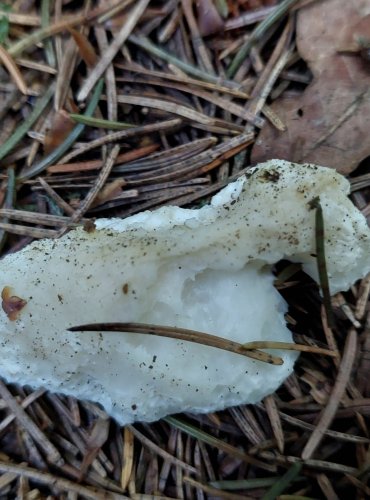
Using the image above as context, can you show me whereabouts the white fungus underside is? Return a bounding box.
[0,160,369,425]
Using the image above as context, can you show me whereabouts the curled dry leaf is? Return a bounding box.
[252,0,370,174]
[1,286,27,321]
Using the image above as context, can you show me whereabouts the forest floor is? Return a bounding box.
[0,0,370,498]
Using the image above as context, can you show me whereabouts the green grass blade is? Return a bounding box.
[261,462,303,500]
[69,114,133,130]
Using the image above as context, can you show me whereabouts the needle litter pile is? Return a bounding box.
[0,0,370,498]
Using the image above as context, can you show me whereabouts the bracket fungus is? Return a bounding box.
[0,160,369,425]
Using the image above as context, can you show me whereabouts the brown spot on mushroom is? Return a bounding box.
[1,286,27,321]
[83,219,96,233]
[122,283,129,295]
[260,169,280,183]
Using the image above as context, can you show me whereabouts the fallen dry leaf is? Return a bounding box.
[44,110,75,154]
[252,0,370,174]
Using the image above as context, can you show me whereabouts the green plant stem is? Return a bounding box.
[18,78,104,182]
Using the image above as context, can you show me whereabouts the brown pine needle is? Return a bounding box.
[0,45,28,95]
[242,341,338,357]
[68,322,284,365]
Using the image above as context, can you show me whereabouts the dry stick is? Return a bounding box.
[127,426,198,475]
[225,5,275,30]
[77,0,150,102]
[121,427,134,491]
[113,137,216,172]
[7,1,128,58]
[276,410,370,444]
[229,407,262,446]
[260,450,357,475]
[115,76,264,127]
[0,388,46,434]
[0,222,59,239]
[0,209,79,227]
[116,62,250,99]
[317,473,346,500]
[59,118,181,164]
[37,176,76,216]
[68,322,283,365]
[181,0,214,74]
[0,45,28,94]
[59,145,120,233]
[95,26,117,123]
[0,471,18,492]
[0,460,125,500]
[48,144,158,173]
[115,94,243,131]
[122,134,254,185]
[264,395,285,454]
[241,341,337,357]
[355,273,370,320]
[0,380,63,466]
[301,329,357,460]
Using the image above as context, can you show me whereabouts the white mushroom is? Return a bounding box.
[0,160,369,425]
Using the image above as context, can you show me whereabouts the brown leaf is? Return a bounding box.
[1,286,27,321]
[68,28,98,68]
[44,110,75,154]
[252,0,370,174]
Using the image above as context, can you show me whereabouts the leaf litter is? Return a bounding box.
[0,0,369,498]
[252,0,370,174]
